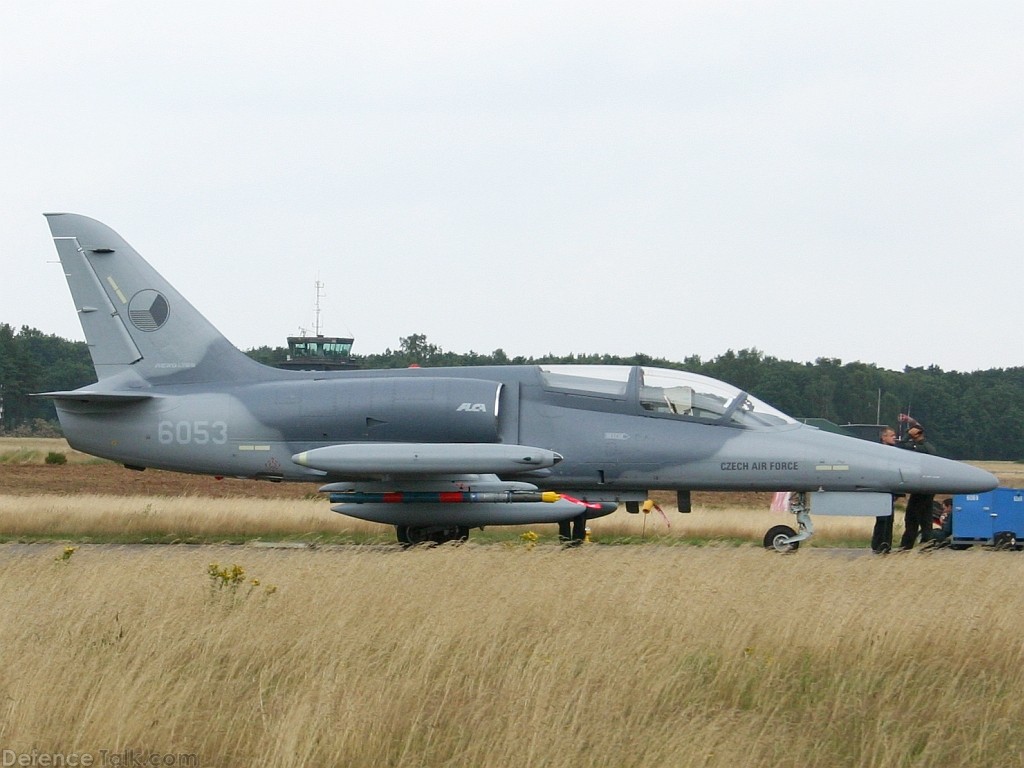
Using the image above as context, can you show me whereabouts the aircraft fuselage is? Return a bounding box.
[55,364,990,499]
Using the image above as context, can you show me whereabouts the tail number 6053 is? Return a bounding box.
[157,420,228,445]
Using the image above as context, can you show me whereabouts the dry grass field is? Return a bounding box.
[2,439,1024,766]
[3,544,1024,767]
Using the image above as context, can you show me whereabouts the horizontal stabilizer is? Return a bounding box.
[34,390,156,404]
[293,443,562,475]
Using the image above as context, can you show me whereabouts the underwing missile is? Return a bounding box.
[329,490,563,504]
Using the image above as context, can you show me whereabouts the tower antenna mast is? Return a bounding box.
[313,278,325,336]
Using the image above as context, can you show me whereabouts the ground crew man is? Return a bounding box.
[897,415,938,550]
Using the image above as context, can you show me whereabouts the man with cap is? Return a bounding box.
[897,414,938,549]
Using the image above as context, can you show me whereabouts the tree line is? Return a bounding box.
[4,325,1022,460]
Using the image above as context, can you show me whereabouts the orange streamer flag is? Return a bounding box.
[770,491,792,512]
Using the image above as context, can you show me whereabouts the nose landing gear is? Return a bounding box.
[763,492,812,553]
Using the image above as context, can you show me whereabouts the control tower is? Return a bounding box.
[278,279,358,371]
[279,334,357,371]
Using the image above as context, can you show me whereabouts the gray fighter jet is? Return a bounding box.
[39,214,997,547]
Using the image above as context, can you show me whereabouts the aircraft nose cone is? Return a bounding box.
[907,455,999,494]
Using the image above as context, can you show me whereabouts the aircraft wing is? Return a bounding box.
[296,444,613,531]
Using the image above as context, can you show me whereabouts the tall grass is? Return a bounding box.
[0,494,880,546]
[0,438,98,464]
[1,544,1023,767]
[0,494,387,543]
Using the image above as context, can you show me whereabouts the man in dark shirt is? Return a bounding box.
[897,415,938,550]
[871,426,898,553]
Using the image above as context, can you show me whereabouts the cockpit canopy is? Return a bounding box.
[538,365,795,429]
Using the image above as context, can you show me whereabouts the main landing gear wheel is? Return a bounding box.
[763,525,799,553]
[396,525,470,545]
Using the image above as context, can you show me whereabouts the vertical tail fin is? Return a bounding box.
[45,213,272,384]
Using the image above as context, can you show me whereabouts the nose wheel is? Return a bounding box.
[763,492,812,553]
[764,525,800,552]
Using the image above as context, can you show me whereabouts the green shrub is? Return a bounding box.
[44,451,67,465]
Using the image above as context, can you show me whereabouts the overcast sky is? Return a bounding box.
[2,1,1021,373]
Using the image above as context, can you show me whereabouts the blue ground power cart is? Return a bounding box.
[950,488,1024,549]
